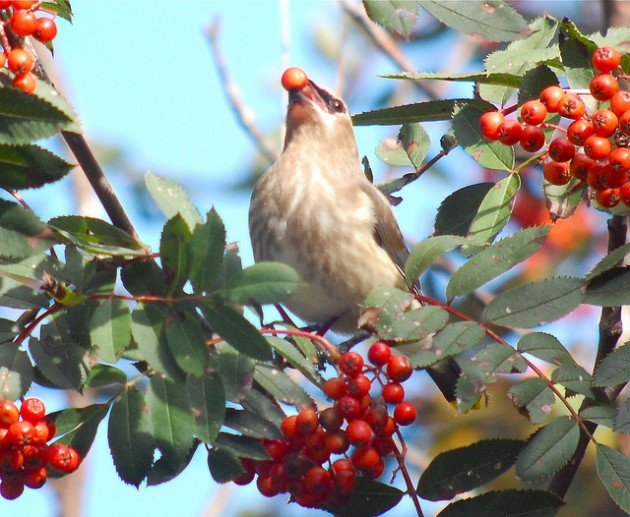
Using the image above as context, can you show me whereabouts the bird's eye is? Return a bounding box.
[330,99,345,113]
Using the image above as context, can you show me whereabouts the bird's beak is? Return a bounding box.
[288,79,328,113]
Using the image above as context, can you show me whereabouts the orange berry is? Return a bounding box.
[12,72,37,94]
[539,85,564,112]
[543,161,571,186]
[610,91,630,117]
[281,67,308,91]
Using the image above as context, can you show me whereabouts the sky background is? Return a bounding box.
[3,1,611,516]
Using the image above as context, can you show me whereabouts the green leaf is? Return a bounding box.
[29,336,90,390]
[146,375,195,468]
[418,1,527,42]
[108,387,155,487]
[241,388,285,429]
[352,98,491,126]
[0,199,52,259]
[517,332,576,366]
[254,364,313,407]
[145,172,202,231]
[507,378,555,424]
[266,336,323,385]
[224,408,282,440]
[615,399,630,433]
[418,439,526,501]
[0,276,47,309]
[516,416,579,479]
[361,287,415,334]
[160,214,191,294]
[596,444,630,513]
[447,225,550,298]
[207,446,244,484]
[0,144,73,190]
[551,364,594,398]
[452,105,515,171]
[592,344,630,387]
[83,364,127,389]
[49,216,147,257]
[164,310,208,378]
[41,0,72,22]
[587,243,630,280]
[385,71,522,87]
[381,306,449,343]
[0,86,74,145]
[122,261,166,296]
[146,442,198,487]
[467,174,520,245]
[434,183,494,237]
[90,298,132,363]
[189,209,225,294]
[215,343,255,402]
[484,276,584,328]
[202,302,271,361]
[216,262,300,305]
[405,235,466,284]
[485,46,560,75]
[185,372,225,443]
[399,123,430,169]
[544,178,585,220]
[438,489,562,517]
[559,19,596,91]
[470,343,526,381]
[364,0,418,39]
[585,268,630,307]
[49,403,109,460]
[0,346,33,400]
[517,65,559,104]
[455,366,486,412]
[327,478,404,517]
[580,404,616,429]
[213,433,269,460]
[0,317,19,342]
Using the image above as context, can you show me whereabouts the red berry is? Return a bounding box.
[592,46,621,73]
[567,119,594,146]
[570,154,596,181]
[479,111,504,140]
[304,466,333,496]
[45,419,56,440]
[10,9,37,36]
[21,445,47,470]
[520,100,547,125]
[12,72,37,94]
[382,382,405,404]
[281,67,308,91]
[591,109,618,137]
[12,0,36,8]
[325,430,349,453]
[367,341,392,366]
[347,374,371,398]
[543,161,571,186]
[351,446,380,471]
[7,420,33,446]
[338,351,364,376]
[373,436,396,456]
[0,448,24,471]
[0,476,24,500]
[365,457,385,479]
[333,468,356,494]
[47,444,80,473]
[256,475,278,497]
[233,459,255,485]
[394,402,417,426]
[519,125,545,152]
[319,406,343,432]
[336,395,361,419]
[587,163,609,191]
[34,17,57,43]
[263,439,289,461]
[621,111,630,135]
[20,397,46,423]
[609,147,630,173]
[0,0,12,7]
[31,420,50,445]
[605,166,627,189]
[332,458,354,474]
[621,182,630,206]
[497,119,522,145]
[548,138,576,163]
[7,48,34,74]
[557,93,585,119]
[322,377,347,400]
[539,85,564,112]
[375,416,396,437]
[346,419,372,446]
[280,415,300,440]
[0,400,19,427]
[596,188,621,208]
[583,135,612,160]
[22,467,47,489]
[386,355,413,382]
[610,90,630,117]
[296,408,318,434]
[589,74,620,101]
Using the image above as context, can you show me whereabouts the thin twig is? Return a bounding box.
[205,18,278,165]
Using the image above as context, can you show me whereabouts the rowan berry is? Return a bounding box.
[12,0,36,9]
[338,351,364,376]
[336,395,361,419]
[351,446,380,471]
[567,119,594,146]
[319,406,343,432]
[0,400,19,427]
[0,476,24,500]
[569,154,595,181]
[257,475,279,497]
[589,74,619,101]
[31,420,50,446]
[548,138,576,163]
[621,111,630,135]
[479,111,504,140]
[304,466,333,496]
[519,125,545,152]
[372,436,396,456]
[393,402,417,426]
[610,91,630,117]
[382,382,405,404]
[333,468,356,494]
[591,109,618,137]
[543,161,571,186]
[520,100,547,125]
[539,85,564,112]
[347,374,371,398]
[322,377,346,400]
[587,164,609,190]
[47,444,80,473]
[367,341,392,366]
[20,397,46,424]
[557,93,585,119]
[263,439,289,461]
[583,135,612,160]
[22,467,47,489]
[592,46,621,73]
[497,119,522,145]
[10,9,36,36]
[34,17,57,43]
[386,355,413,382]
[0,448,24,471]
[609,147,630,173]
[325,430,349,454]
[296,408,318,434]
[281,67,308,91]
[346,420,372,446]
[621,182,630,206]
[7,421,33,446]
[280,415,300,440]
[12,73,37,94]
[596,188,621,208]
[374,416,396,437]
[605,166,627,189]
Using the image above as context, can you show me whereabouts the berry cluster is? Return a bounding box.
[479,46,630,209]
[0,398,80,500]
[0,1,58,94]
[234,342,417,510]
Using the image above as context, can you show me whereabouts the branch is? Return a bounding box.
[205,18,278,165]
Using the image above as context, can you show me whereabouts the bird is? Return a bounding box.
[249,68,460,403]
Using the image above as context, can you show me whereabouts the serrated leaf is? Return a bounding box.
[41,1,73,22]
[434,183,494,237]
[517,65,559,104]
[447,225,550,298]
[361,287,416,334]
[352,98,491,126]
[214,433,269,460]
[223,408,282,440]
[438,489,562,517]
[122,261,166,296]
[90,298,131,363]
[49,216,147,257]
[108,387,155,487]
[468,174,520,245]
[0,276,47,309]
[207,446,244,484]
[382,306,449,343]
[485,46,560,75]
[29,336,90,390]
[405,235,466,284]
[596,444,630,513]
[266,336,323,385]
[0,199,52,259]
[517,332,576,366]
[215,343,255,403]
[385,71,522,87]
[455,365,486,412]
[470,343,526,381]
[585,267,630,307]
[587,243,630,280]
[164,310,208,377]
[0,346,33,400]
[49,403,109,460]
[559,19,596,90]
[241,388,285,429]
[189,209,225,294]
[185,372,225,443]
[592,344,630,387]
[484,276,584,328]
[418,439,526,501]
[452,105,515,171]
[0,144,73,190]
[254,364,313,407]
[146,441,198,486]
[145,172,202,231]
[326,478,404,517]
[146,375,195,468]
[544,177,585,220]
[551,363,594,398]
[215,262,300,305]
[580,404,616,429]
[160,214,191,294]
[202,302,271,361]
[400,123,430,169]
[364,0,417,39]
[419,1,527,42]
[516,416,579,479]
[83,364,127,389]
[507,378,555,424]
[615,399,630,433]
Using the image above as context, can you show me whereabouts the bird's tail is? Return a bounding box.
[427,358,462,407]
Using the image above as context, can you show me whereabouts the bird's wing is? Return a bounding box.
[359,182,410,275]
